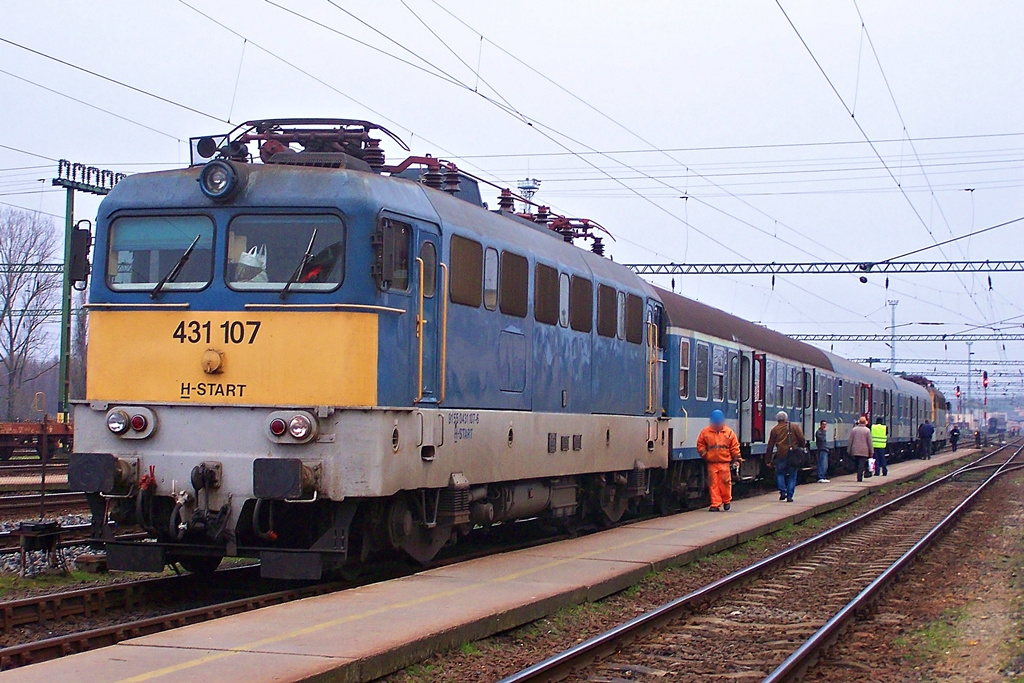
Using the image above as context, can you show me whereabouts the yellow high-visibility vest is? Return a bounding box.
[871,423,887,449]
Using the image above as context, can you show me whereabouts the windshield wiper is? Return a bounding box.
[279,228,318,300]
[150,234,201,300]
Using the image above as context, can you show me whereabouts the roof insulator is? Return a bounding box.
[498,188,515,212]
[363,138,385,173]
[442,164,461,195]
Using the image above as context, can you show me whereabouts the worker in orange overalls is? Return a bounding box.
[697,409,742,512]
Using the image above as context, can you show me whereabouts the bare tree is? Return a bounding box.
[0,208,61,420]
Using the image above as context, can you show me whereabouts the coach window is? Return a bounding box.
[679,340,690,399]
[450,235,483,307]
[558,272,570,327]
[625,294,644,344]
[110,215,214,291]
[827,378,834,411]
[766,361,776,407]
[712,346,726,401]
[228,214,344,292]
[499,251,528,317]
[597,284,617,338]
[569,276,593,332]
[483,247,498,310]
[695,342,710,400]
[728,351,739,402]
[534,263,559,324]
[776,364,786,407]
[794,369,804,408]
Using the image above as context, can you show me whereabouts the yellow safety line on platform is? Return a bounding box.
[115,457,946,682]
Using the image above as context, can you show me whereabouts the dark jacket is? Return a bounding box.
[815,427,828,450]
[918,422,935,440]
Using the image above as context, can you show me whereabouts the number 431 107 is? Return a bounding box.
[172,320,261,344]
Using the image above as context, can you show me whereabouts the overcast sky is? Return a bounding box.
[2,1,1022,395]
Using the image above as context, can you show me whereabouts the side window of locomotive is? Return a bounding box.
[597,284,617,338]
[108,215,214,291]
[695,342,710,400]
[728,351,739,402]
[534,263,559,325]
[450,235,483,307]
[624,293,644,344]
[712,345,726,401]
[678,340,690,399]
[568,275,593,332]
[483,247,498,310]
[228,214,345,292]
[558,272,570,327]
[616,292,626,339]
[499,251,528,317]
[420,241,436,298]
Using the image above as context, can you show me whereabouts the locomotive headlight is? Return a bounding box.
[106,410,130,435]
[198,159,246,202]
[288,415,313,440]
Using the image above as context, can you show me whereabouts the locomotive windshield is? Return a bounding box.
[227,214,344,291]
[107,215,214,291]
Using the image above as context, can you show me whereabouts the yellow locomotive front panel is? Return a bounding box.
[86,310,378,406]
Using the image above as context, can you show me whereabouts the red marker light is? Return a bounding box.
[269,418,287,436]
[130,414,148,431]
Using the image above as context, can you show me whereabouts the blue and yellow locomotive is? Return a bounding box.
[70,119,948,578]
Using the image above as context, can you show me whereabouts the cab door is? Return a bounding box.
[739,351,753,443]
[413,224,445,403]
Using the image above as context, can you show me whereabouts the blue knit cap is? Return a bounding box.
[710,409,725,426]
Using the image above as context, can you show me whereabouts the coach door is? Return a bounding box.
[645,302,665,415]
[802,369,814,440]
[750,352,766,442]
[413,223,445,404]
[739,352,753,443]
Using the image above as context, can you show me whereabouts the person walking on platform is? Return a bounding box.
[918,420,935,459]
[950,424,961,452]
[766,411,804,503]
[815,420,830,483]
[871,417,889,476]
[849,416,873,482]
[696,409,741,512]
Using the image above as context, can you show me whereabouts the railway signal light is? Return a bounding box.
[955,385,961,398]
[982,371,989,388]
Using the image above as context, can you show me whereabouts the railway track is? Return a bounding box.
[0,493,86,515]
[499,439,1023,683]
[0,463,67,478]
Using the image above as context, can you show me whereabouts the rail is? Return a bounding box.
[498,441,1019,683]
[761,440,1024,682]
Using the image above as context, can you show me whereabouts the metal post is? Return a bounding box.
[57,188,74,421]
[887,300,898,373]
[966,342,973,428]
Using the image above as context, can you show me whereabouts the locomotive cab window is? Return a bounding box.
[108,215,214,291]
[227,214,344,292]
[728,351,739,402]
[420,241,436,298]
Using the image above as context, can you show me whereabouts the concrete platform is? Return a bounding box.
[0,449,976,682]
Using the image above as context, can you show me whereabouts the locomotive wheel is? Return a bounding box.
[386,496,449,565]
[178,555,222,576]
